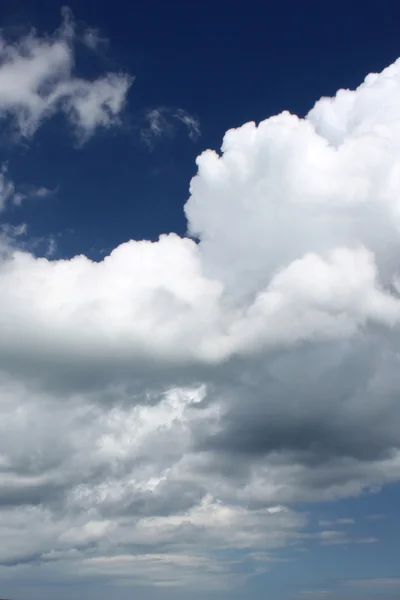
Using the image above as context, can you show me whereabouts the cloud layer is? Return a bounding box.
[1,28,400,592]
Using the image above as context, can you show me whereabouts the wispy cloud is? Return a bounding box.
[318,518,355,527]
[313,530,378,546]
[12,184,58,206]
[82,27,109,51]
[300,592,331,598]
[174,108,201,140]
[345,578,400,588]
[365,514,386,521]
[0,163,58,211]
[141,106,201,148]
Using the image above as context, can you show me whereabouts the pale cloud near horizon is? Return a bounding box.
[318,518,355,527]
[300,577,400,598]
[1,13,400,596]
[346,577,400,588]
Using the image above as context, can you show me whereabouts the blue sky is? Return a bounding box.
[1,2,400,599]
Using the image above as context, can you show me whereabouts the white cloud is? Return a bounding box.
[30,186,57,199]
[2,38,400,595]
[0,10,132,141]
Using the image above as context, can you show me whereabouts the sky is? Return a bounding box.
[1,1,400,599]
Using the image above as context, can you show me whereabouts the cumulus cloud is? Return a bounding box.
[2,49,400,593]
[0,9,132,141]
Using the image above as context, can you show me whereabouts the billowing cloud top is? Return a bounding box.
[1,22,400,592]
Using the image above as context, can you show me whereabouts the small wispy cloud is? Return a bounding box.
[174,108,201,140]
[300,591,331,598]
[0,164,58,211]
[141,106,201,148]
[316,530,377,546]
[0,223,28,258]
[345,578,400,588]
[365,514,386,521]
[0,222,57,258]
[248,552,291,564]
[318,518,355,527]
[12,184,59,206]
[82,27,109,51]
[318,530,348,545]
[33,186,57,199]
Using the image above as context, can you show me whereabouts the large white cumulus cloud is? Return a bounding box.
[2,49,400,593]
[4,62,400,368]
